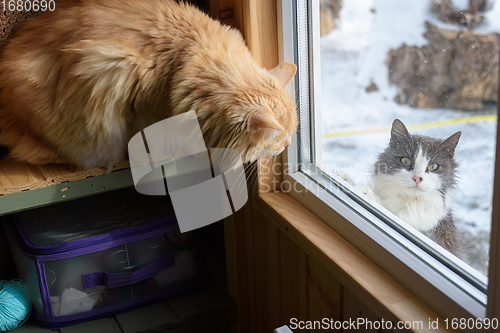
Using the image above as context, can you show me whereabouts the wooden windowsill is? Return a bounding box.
[256,191,456,333]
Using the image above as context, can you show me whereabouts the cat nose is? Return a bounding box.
[285,137,291,147]
[412,176,423,184]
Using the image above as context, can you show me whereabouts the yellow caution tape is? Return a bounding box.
[322,115,498,138]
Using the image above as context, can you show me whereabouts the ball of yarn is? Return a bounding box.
[0,279,32,332]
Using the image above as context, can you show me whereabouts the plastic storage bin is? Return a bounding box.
[4,188,200,329]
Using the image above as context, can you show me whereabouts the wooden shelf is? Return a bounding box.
[0,159,133,216]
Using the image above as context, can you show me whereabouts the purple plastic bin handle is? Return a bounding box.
[82,252,175,289]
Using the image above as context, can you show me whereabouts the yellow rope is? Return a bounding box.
[322,115,498,138]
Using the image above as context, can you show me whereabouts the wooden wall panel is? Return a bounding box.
[208,0,238,27]
[279,231,309,331]
[308,258,342,333]
[343,289,381,333]
[244,203,257,333]
[224,191,256,332]
[228,198,404,333]
[254,0,278,70]
[254,0,282,193]
[238,0,282,193]
[252,210,282,332]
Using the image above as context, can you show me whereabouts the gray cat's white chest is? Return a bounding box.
[372,175,452,232]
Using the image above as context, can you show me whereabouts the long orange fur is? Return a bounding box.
[0,0,297,169]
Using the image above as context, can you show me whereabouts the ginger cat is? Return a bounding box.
[0,0,297,169]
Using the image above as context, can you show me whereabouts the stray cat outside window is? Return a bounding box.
[318,0,498,277]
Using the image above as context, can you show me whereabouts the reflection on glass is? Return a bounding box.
[318,0,498,276]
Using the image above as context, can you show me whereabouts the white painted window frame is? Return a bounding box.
[278,0,500,327]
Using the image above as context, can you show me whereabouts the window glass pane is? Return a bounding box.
[318,0,498,276]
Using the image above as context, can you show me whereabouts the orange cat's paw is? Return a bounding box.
[105,163,114,173]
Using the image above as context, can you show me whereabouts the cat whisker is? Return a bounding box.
[244,161,259,194]
[228,162,255,193]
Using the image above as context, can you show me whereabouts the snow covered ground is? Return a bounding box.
[319,0,500,275]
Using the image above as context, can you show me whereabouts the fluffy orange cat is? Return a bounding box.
[0,0,297,169]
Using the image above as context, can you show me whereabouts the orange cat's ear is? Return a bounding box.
[268,63,297,87]
[251,112,285,132]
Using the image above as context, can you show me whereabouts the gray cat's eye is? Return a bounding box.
[401,157,411,167]
[428,163,439,172]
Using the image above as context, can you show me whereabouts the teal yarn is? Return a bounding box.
[0,279,32,332]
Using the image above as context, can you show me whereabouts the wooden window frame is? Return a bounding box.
[279,0,500,328]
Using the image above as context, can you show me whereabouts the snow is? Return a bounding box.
[319,0,498,274]
[453,0,472,11]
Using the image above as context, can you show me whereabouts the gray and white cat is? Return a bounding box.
[369,119,462,257]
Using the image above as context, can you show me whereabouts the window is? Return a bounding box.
[279,0,500,322]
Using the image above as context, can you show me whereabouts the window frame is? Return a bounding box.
[278,0,500,324]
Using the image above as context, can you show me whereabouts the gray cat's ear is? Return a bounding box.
[441,131,461,157]
[390,119,410,146]
[268,63,297,86]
